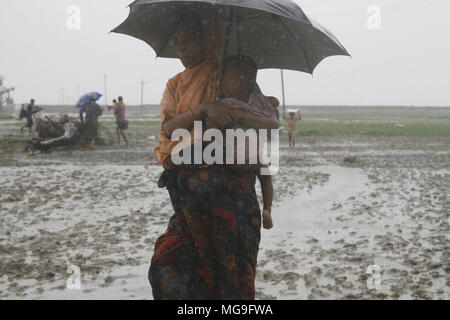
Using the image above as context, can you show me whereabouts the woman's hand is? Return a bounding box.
[202,102,237,129]
[162,102,243,137]
[162,104,207,138]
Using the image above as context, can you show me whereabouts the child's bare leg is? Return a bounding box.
[120,129,129,145]
[259,174,273,229]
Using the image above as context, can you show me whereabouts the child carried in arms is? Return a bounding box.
[206,55,280,229]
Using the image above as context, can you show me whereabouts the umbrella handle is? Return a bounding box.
[216,7,235,100]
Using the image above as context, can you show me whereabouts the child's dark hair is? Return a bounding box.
[224,55,258,88]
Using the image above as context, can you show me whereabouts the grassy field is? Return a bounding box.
[100,120,161,127]
[0,137,27,152]
[0,137,27,165]
[289,106,450,122]
[283,121,450,137]
[101,119,450,137]
[0,112,11,119]
[4,120,161,128]
[5,119,449,137]
[2,106,449,141]
[110,119,450,138]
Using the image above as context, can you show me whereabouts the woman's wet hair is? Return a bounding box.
[172,10,204,39]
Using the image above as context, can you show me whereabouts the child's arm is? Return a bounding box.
[205,105,280,131]
[232,109,280,130]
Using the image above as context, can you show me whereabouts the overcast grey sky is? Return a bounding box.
[1,0,450,106]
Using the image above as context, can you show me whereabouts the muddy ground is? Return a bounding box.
[0,107,449,300]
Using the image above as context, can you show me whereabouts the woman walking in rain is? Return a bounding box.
[112,0,349,302]
[285,111,301,148]
[149,12,278,300]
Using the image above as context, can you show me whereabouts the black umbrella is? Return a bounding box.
[112,0,350,74]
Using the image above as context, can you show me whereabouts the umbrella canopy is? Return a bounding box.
[112,0,350,73]
[31,107,43,114]
[75,92,102,108]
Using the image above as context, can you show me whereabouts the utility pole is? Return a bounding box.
[0,76,15,110]
[140,79,149,114]
[59,87,65,106]
[102,74,109,107]
[76,84,80,97]
[280,69,286,119]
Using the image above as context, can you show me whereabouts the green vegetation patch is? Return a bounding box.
[0,137,27,165]
[100,120,160,127]
[284,121,450,137]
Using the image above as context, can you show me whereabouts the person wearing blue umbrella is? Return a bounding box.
[79,96,103,149]
[76,91,102,109]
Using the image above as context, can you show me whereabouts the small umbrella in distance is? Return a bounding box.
[76,92,102,109]
[31,106,43,114]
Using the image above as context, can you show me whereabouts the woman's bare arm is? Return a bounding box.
[163,102,237,138]
[162,105,204,138]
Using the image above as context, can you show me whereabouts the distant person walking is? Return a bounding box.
[21,99,35,134]
[285,111,300,148]
[80,96,103,149]
[108,99,118,111]
[115,96,129,145]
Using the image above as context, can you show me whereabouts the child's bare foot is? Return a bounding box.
[262,209,273,229]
